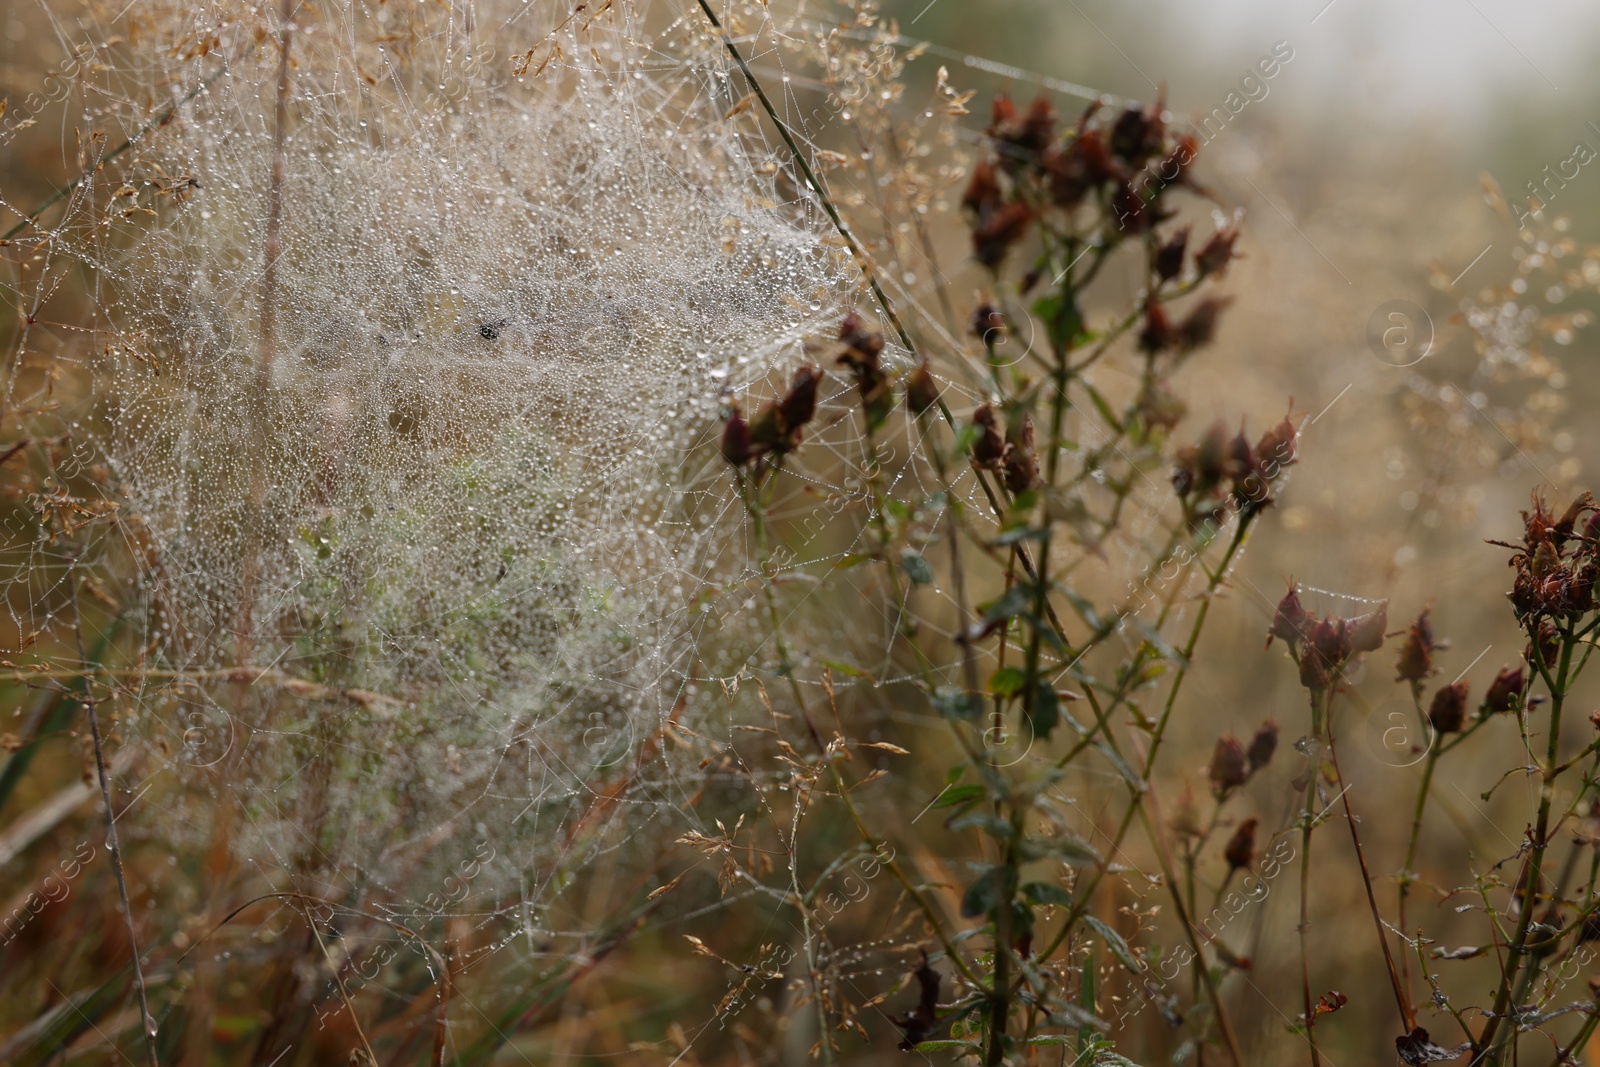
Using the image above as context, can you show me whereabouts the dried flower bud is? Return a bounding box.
[1268,584,1314,649]
[1428,681,1469,735]
[1195,224,1241,278]
[1109,99,1164,166]
[1302,615,1348,690]
[1156,133,1201,189]
[720,405,753,467]
[838,311,885,362]
[972,201,1034,269]
[971,404,1007,469]
[1155,227,1189,282]
[1137,301,1173,354]
[1484,665,1524,713]
[1395,608,1441,683]
[1043,129,1119,209]
[1345,603,1389,655]
[971,302,1006,342]
[1111,181,1154,233]
[1246,720,1279,773]
[1223,816,1259,871]
[1224,427,1257,485]
[835,313,893,430]
[1175,296,1234,352]
[1002,412,1039,495]
[1174,420,1230,499]
[1527,617,1561,668]
[750,364,822,456]
[905,358,940,416]
[1254,413,1299,475]
[962,159,1003,216]
[1208,734,1249,796]
[1554,491,1594,546]
[777,364,820,433]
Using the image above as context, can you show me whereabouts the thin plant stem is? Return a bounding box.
[67,560,158,1067]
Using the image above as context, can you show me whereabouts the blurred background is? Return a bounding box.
[6,0,1600,1063]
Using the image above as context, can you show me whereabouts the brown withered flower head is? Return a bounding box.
[1223,816,1259,872]
[1108,90,1167,167]
[720,402,753,468]
[1155,227,1189,283]
[970,403,1007,470]
[1484,665,1524,713]
[1268,583,1315,650]
[1174,296,1234,353]
[1527,617,1561,669]
[1300,616,1348,690]
[1428,680,1470,735]
[1395,608,1445,683]
[971,301,1006,343]
[905,358,940,416]
[1002,411,1039,495]
[1502,491,1598,621]
[834,312,894,430]
[747,364,822,458]
[1345,602,1389,654]
[1208,734,1249,797]
[1194,222,1241,278]
[1175,412,1299,518]
[1246,719,1279,773]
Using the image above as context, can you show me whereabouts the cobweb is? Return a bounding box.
[0,0,885,982]
[0,0,1264,1050]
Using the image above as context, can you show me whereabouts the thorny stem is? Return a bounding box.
[67,559,158,1067]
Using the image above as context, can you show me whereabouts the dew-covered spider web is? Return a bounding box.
[0,0,1249,1049]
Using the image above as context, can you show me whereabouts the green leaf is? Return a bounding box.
[1032,290,1086,353]
[1022,881,1074,906]
[948,811,1014,839]
[981,585,1033,622]
[943,765,966,786]
[816,658,870,680]
[931,686,984,721]
[913,1040,982,1053]
[900,550,934,585]
[1026,682,1060,739]
[933,784,986,808]
[960,865,1017,919]
[1018,834,1102,866]
[988,666,1027,699]
[1084,916,1142,974]
[994,524,1048,546]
